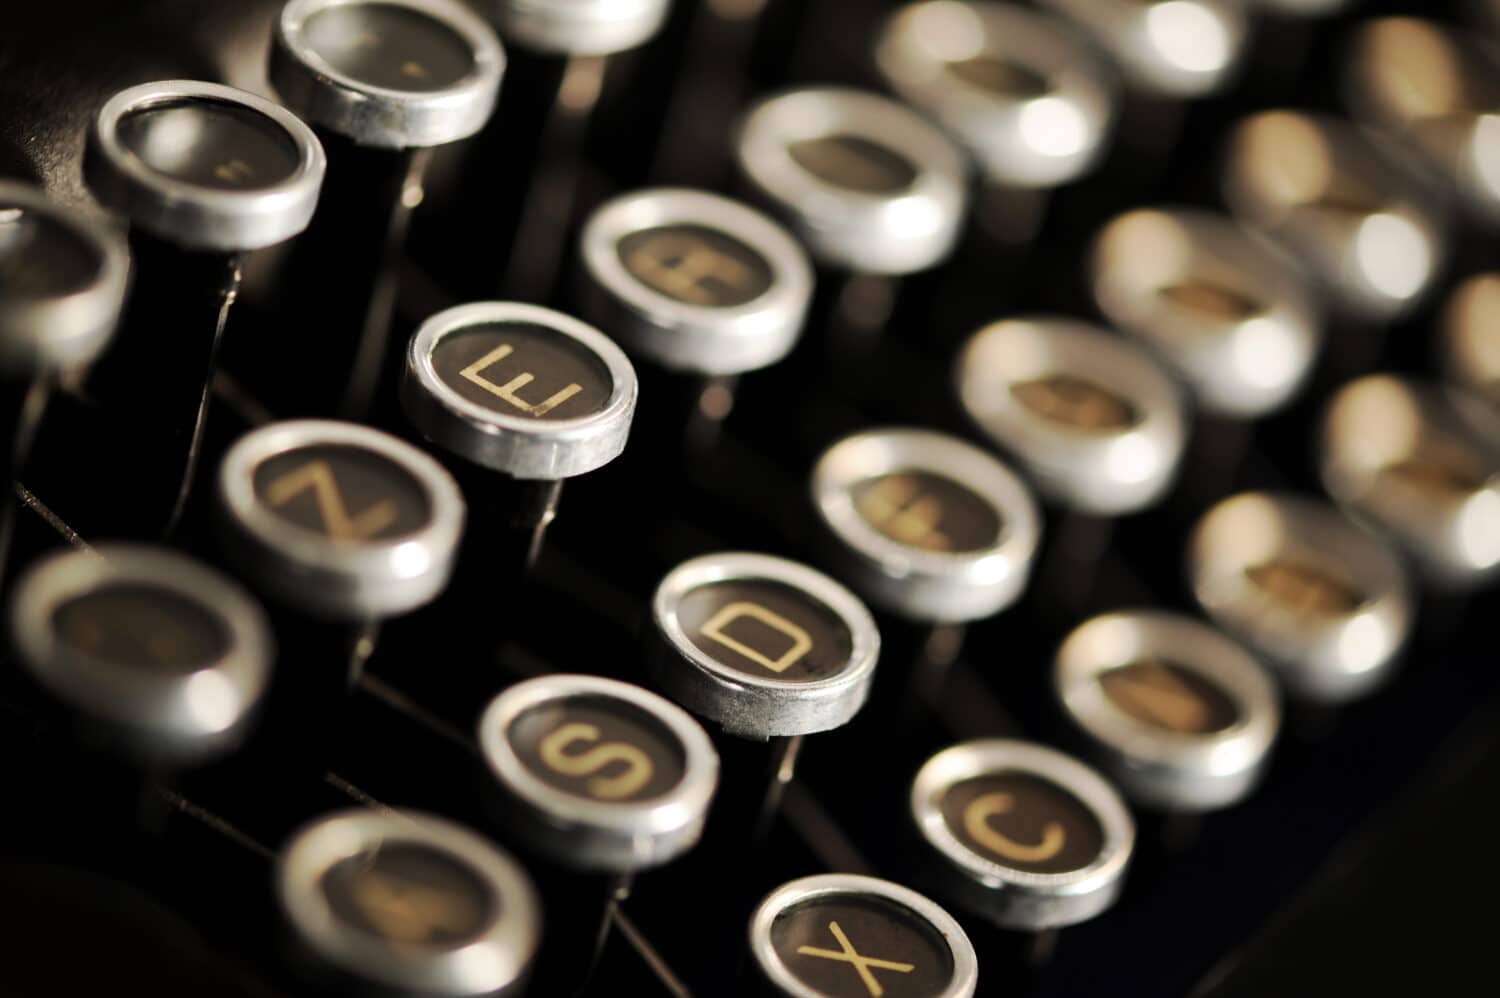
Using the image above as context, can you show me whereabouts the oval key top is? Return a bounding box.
[1055,610,1280,811]
[279,808,541,996]
[1037,0,1248,98]
[490,0,671,55]
[750,873,979,998]
[1443,273,1500,411]
[911,739,1134,930]
[1188,491,1414,703]
[1091,206,1321,418]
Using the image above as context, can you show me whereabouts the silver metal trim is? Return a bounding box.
[1054,610,1280,811]
[1038,0,1248,98]
[476,674,719,873]
[734,87,969,274]
[487,0,670,55]
[811,428,1041,623]
[577,187,813,375]
[402,301,637,480]
[1187,491,1414,702]
[87,79,326,251]
[955,316,1187,515]
[1091,206,1322,418]
[0,181,129,373]
[875,2,1118,188]
[649,552,881,738]
[217,419,466,618]
[9,543,273,763]
[749,873,979,998]
[910,739,1134,930]
[272,0,506,149]
[278,808,540,996]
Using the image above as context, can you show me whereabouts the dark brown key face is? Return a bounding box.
[302,2,476,92]
[939,773,1103,875]
[1383,455,1485,499]
[117,99,301,190]
[788,134,918,195]
[1157,279,1263,323]
[508,695,687,804]
[429,322,613,421]
[0,205,101,299]
[850,470,1002,554]
[616,224,774,309]
[52,583,229,675]
[253,444,431,543]
[1099,660,1240,735]
[771,895,955,998]
[675,579,854,682]
[321,843,495,948]
[1011,373,1140,432]
[1244,561,1363,617]
[945,55,1050,99]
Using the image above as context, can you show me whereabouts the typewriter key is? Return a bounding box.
[10,543,273,764]
[956,317,1187,517]
[1221,110,1447,324]
[1346,18,1500,225]
[911,739,1134,933]
[279,808,540,996]
[490,0,670,56]
[1443,273,1500,411]
[1188,492,1414,703]
[1091,207,1321,419]
[81,79,324,535]
[267,0,505,418]
[1320,375,1500,590]
[749,873,979,998]
[1055,611,1280,812]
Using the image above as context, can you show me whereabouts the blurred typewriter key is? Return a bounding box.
[1188,491,1414,703]
[748,873,979,998]
[1221,110,1447,324]
[0,183,128,574]
[875,1,1117,245]
[1443,272,1500,410]
[81,79,324,535]
[279,808,541,997]
[1345,18,1500,225]
[477,674,717,986]
[266,0,505,419]
[1054,610,1279,812]
[577,187,812,447]
[649,552,879,840]
[910,739,1134,941]
[1320,375,1500,590]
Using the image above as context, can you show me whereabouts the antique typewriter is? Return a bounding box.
[2,0,1498,995]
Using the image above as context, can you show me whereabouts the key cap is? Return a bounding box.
[79,79,324,535]
[910,738,1135,931]
[278,807,541,996]
[266,0,506,418]
[749,873,980,998]
[1054,610,1280,811]
[1443,273,1500,411]
[1187,491,1414,703]
[1319,375,1500,589]
[490,0,672,56]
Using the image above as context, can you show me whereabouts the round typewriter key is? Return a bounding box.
[956,317,1187,516]
[10,543,273,763]
[812,429,1041,624]
[490,0,670,56]
[1443,273,1500,411]
[266,0,505,418]
[279,808,540,996]
[1037,0,1247,99]
[1091,207,1321,418]
[1188,491,1414,702]
[749,873,979,998]
[1320,375,1500,589]
[911,739,1134,930]
[734,87,968,277]
[1346,18,1500,225]
[1055,611,1279,811]
[1221,110,1447,323]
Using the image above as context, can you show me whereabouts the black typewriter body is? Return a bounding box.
[2,1,1499,996]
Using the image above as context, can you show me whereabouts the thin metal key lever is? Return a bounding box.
[265,0,505,419]
[0,183,127,581]
[278,808,541,997]
[80,80,324,537]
